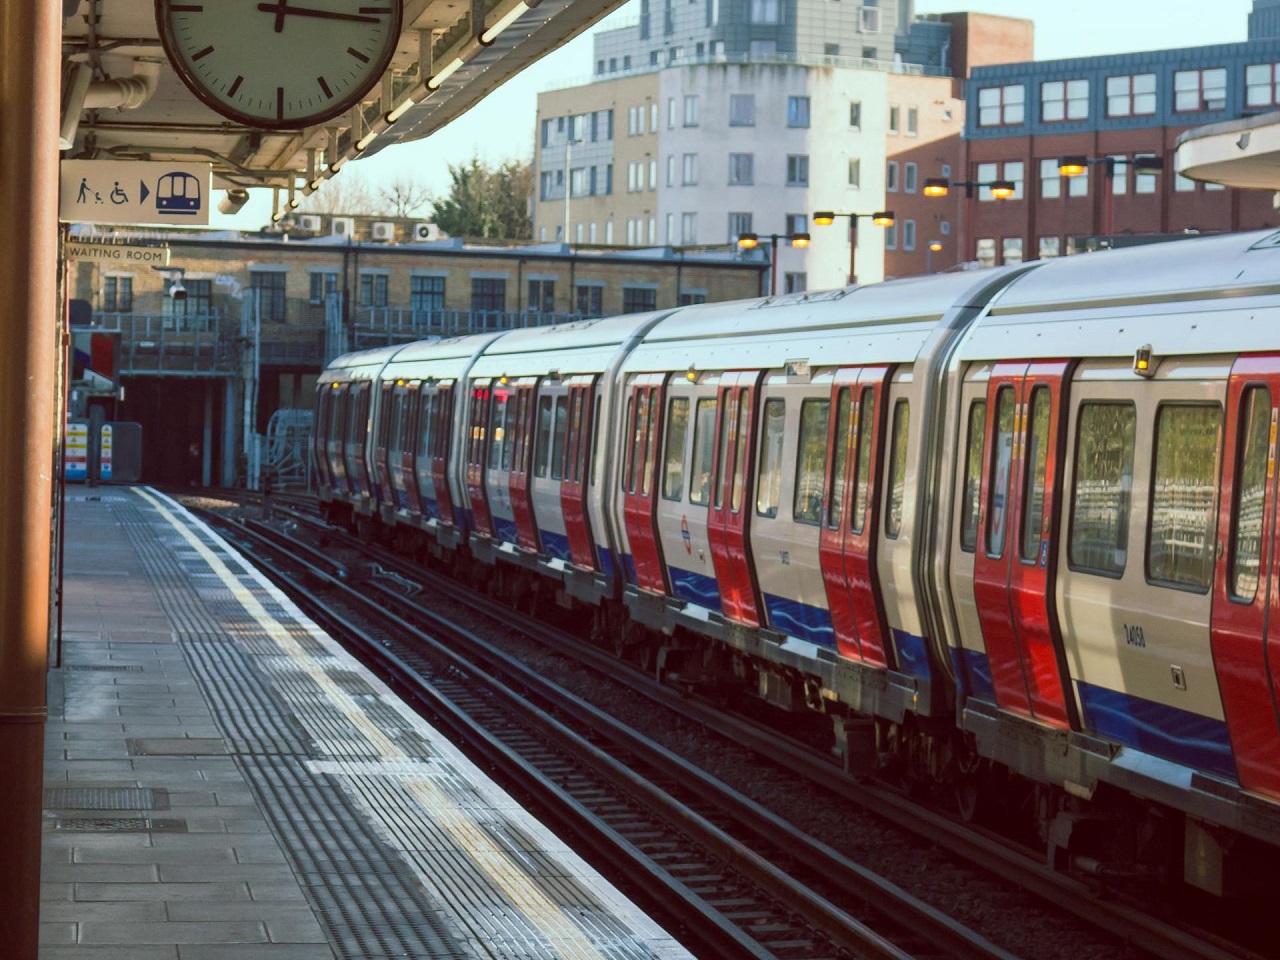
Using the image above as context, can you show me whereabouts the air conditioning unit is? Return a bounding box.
[330,217,355,237]
[296,214,322,232]
[371,221,395,242]
[413,222,440,242]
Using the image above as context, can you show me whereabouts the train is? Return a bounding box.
[314,228,1280,897]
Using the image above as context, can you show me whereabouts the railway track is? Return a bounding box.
[199,505,1025,960]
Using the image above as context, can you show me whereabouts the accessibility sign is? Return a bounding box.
[59,160,211,226]
[64,241,170,265]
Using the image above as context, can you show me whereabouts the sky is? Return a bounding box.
[210,0,1262,229]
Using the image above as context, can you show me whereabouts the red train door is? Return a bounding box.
[972,360,1074,729]
[431,384,456,527]
[707,371,764,626]
[621,376,667,592]
[510,383,539,552]
[560,380,598,570]
[465,382,493,536]
[819,367,892,665]
[1211,354,1280,798]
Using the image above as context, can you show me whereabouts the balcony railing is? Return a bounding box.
[93,312,238,374]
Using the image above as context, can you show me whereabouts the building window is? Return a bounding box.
[1041,78,1089,122]
[977,160,1024,201]
[665,213,674,243]
[250,272,286,321]
[679,291,707,305]
[728,212,753,241]
[681,212,697,243]
[682,153,699,185]
[884,221,897,250]
[622,287,657,313]
[786,154,809,186]
[887,160,898,192]
[783,272,806,294]
[906,106,918,135]
[410,275,445,313]
[977,83,1025,126]
[1002,237,1023,265]
[650,101,657,130]
[575,284,602,316]
[888,104,899,133]
[848,157,861,187]
[649,158,658,190]
[103,275,133,312]
[750,39,777,58]
[1175,171,1197,192]
[728,153,754,185]
[850,100,862,128]
[1175,67,1226,112]
[904,162,917,193]
[975,238,996,268]
[667,154,676,186]
[359,274,388,308]
[902,219,916,251]
[1148,403,1221,590]
[787,96,810,127]
[1040,158,1062,198]
[683,94,699,126]
[1108,155,1128,195]
[528,278,555,313]
[1106,72,1156,117]
[471,277,506,314]
[1246,62,1280,108]
[1135,153,1159,194]
[750,0,780,23]
[1038,236,1060,259]
[786,213,807,236]
[729,94,755,125]
[309,271,338,304]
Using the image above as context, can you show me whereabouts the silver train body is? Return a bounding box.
[315,230,1280,895]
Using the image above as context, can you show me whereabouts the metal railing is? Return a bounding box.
[351,307,592,349]
[94,312,238,374]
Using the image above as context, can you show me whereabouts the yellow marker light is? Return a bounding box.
[790,233,810,248]
[989,180,1016,200]
[1058,156,1088,177]
[737,233,759,249]
[872,211,894,227]
[812,211,836,226]
[922,178,949,197]
[686,365,697,382]
[1133,344,1155,378]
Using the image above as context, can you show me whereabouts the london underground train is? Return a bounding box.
[314,229,1280,896]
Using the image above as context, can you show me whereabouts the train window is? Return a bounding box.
[389,393,405,455]
[418,393,435,463]
[641,391,659,496]
[1148,403,1221,592]
[886,400,910,539]
[535,395,554,479]
[794,398,830,526]
[489,391,509,471]
[960,400,986,551]
[731,391,751,513]
[713,391,732,510]
[690,398,717,506]
[1020,386,1052,562]
[827,389,853,530]
[985,388,1015,556]
[756,398,785,518]
[622,395,636,493]
[501,393,518,471]
[1231,387,1271,601]
[591,397,602,488]
[568,392,585,483]
[551,397,568,481]
[662,397,690,501]
[853,387,876,534]
[1069,402,1136,575]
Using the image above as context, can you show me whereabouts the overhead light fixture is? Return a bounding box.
[309,178,323,190]
[872,211,894,227]
[386,97,416,123]
[989,180,1016,200]
[354,129,378,152]
[790,233,810,248]
[812,211,835,226]
[480,0,529,44]
[1058,156,1088,177]
[928,240,943,252]
[737,232,759,249]
[1133,155,1165,173]
[922,177,949,197]
[427,57,465,90]
[217,188,250,215]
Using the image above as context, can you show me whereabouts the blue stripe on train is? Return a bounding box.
[952,647,997,702]
[669,566,723,614]
[421,497,439,521]
[492,516,517,544]
[763,594,834,648]
[541,529,572,561]
[891,628,932,681]
[597,546,616,579]
[1077,680,1237,781]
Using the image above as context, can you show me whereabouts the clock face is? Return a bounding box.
[156,0,403,130]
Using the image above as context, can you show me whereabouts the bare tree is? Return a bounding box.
[377,173,433,218]
[297,170,381,216]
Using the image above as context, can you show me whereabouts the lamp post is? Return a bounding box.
[923,177,1016,266]
[926,240,942,274]
[737,231,811,296]
[812,210,894,285]
[1058,154,1164,239]
[563,136,581,242]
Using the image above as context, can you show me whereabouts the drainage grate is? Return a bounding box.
[64,664,144,673]
[51,817,188,833]
[44,787,169,811]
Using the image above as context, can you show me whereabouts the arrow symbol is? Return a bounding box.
[139,181,149,204]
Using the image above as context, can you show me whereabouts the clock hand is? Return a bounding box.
[256,2,381,24]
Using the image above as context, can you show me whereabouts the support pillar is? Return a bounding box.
[0,0,61,956]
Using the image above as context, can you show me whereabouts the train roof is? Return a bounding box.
[383,332,503,364]
[469,309,678,378]
[960,229,1280,361]
[323,342,403,371]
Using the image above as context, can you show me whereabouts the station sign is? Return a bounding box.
[64,241,170,266]
[59,160,211,226]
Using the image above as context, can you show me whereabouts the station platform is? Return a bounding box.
[42,487,692,960]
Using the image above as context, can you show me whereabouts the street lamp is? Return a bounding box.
[811,210,894,285]
[737,231,810,296]
[926,240,942,274]
[1057,154,1164,236]
[563,135,582,242]
[922,177,1017,200]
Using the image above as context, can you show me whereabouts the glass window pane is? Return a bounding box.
[662,397,690,501]
[886,399,910,539]
[756,399,785,517]
[713,391,731,510]
[853,387,876,534]
[502,393,518,471]
[1070,403,1136,575]
[794,399,830,525]
[690,397,717,506]
[489,392,508,470]
[960,400,986,551]
[1021,386,1052,562]
[1148,404,1221,590]
[986,387,1016,557]
[550,397,568,481]
[535,395,554,479]
[1232,387,1271,600]
[731,392,751,512]
[640,391,658,495]
[828,389,852,530]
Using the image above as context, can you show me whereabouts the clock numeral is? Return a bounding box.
[318,76,333,99]
[347,47,370,63]
[359,6,391,12]
[169,4,205,10]
[277,87,285,121]
[191,45,214,61]
[227,75,243,98]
